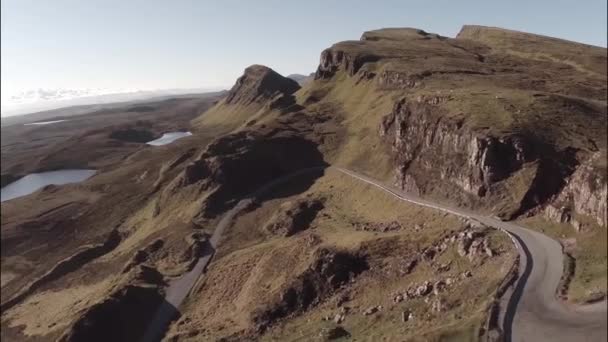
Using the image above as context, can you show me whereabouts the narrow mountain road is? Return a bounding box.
[141,167,324,342]
[336,167,607,342]
[144,166,606,342]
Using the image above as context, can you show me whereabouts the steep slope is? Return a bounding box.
[290,26,607,303]
[187,25,606,301]
[167,65,335,223]
[225,65,300,106]
[165,169,516,341]
[191,65,302,134]
[298,26,607,225]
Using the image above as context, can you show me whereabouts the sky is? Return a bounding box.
[1,0,607,101]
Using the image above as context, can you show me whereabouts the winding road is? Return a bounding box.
[336,167,607,342]
[143,166,607,342]
[141,168,323,342]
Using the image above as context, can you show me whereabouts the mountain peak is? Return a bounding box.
[225,65,300,105]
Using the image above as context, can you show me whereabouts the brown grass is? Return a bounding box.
[167,169,516,341]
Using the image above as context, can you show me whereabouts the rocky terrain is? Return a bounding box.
[164,170,516,341]
[1,25,606,342]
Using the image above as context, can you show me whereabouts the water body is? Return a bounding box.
[24,120,68,126]
[146,131,192,146]
[1,169,96,202]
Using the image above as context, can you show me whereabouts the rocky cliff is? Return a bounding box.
[544,151,607,229]
[225,64,300,107]
[165,66,329,220]
[189,26,606,228]
[191,65,305,132]
[307,26,607,227]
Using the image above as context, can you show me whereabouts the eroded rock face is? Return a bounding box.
[382,98,533,197]
[225,65,300,106]
[315,48,380,79]
[377,70,423,89]
[178,232,210,270]
[164,131,327,218]
[380,97,582,218]
[545,151,607,227]
[122,239,165,273]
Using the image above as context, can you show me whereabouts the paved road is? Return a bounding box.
[336,167,607,342]
[141,167,324,342]
[143,166,606,342]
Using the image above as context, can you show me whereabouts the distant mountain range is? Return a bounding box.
[1,87,226,117]
[287,73,314,85]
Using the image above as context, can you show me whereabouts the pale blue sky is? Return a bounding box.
[1,0,607,94]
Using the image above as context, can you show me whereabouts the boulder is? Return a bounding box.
[431,298,446,312]
[333,313,344,324]
[415,281,433,296]
[433,280,446,295]
[363,306,379,316]
[393,294,404,303]
[401,310,413,323]
[321,326,350,340]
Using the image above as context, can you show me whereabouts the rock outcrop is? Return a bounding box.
[380,98,535,198]
[263,197,325,236]
[315,47,380,79]
[378,96,585,218]
[164,130,327,218]
[252,249,368,332]
[225,65,300,106]
[122,238,165,273]
[544,151,607,228]
[307,26,606,222]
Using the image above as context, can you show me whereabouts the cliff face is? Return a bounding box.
[544,152,608,229]
[378,96,585,219]
[306,26,607,227]
[315,47,380,79]
[379,97,533,197]
[188,26,607,229]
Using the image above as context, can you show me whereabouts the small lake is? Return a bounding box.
[1,169,96,202]
[146,131,192,146]
[24,120,68,126]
